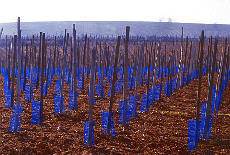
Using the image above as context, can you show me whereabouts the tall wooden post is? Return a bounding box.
[11,35,17,107]
[88,48,97,146]
[40,33,45,124]
[16,17,22,108]
[53,36,56,73]
[146,46,151,111]
[123,26,130,126]
[82,34,87,86]
[5,35,7,67]
[152,42,157,103]
[196,30,204,121]
[108,36,121,134]
[37,32,42,88]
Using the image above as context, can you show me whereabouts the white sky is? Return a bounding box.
[1,0,230,24]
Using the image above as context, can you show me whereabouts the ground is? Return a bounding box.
[0,74,229,154]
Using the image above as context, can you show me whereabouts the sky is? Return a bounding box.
[0,0,230,24]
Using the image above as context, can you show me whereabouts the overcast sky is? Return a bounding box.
[1,0,230,24]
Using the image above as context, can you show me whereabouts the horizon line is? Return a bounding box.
[0,20,229,26]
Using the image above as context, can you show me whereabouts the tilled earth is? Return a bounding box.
[0,74,229,154]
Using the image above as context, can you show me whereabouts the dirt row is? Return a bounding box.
[0,74,229,154]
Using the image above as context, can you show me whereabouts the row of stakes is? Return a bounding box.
[2,63,229,148]
[1,18,229,150]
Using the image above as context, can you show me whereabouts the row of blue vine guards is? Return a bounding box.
[3,64,198,120]
[188,71,229,151]
[54,66,93,114]
[3,64,217,142]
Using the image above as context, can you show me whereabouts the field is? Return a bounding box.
[0,20,229,154]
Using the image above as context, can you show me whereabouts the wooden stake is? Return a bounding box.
[146,45,151,111]
[40,33,45,124]
[123,26,130,126]
[88,48,97,146]
[196,30,204,121]
[108,36,121,134]
[11,35,17,107]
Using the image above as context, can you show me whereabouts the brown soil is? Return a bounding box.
[0,74,229,154]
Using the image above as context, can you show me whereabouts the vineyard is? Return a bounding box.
[0,18,230,154]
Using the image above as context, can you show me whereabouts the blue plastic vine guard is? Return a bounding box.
[31,101,43,124]
[54,95,65,114]
[140,93,152,112]
[68,90,78,110]
[101,111,116,136]
[5,89,12,108]
[118,100,130,124]
[188,119,200,151]
[96,84,105,98]
[84,120,95,146]
[25,85,33,102]
[9,104,23,132]
[78,76,84,90]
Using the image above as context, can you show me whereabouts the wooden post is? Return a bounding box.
[206,39,218,124]
[20,43,24,81]
[152,42,157,103]
[123,26,130,126]
[44,40,47,80]
[40,33,45,124]
[60,30,67,112]
[11,35,17,107]
[217,39,227,93]
[7,40,11,89]
[37,32,42,88]
[77,45,80,87]
[24,45,28,87]
[146,46,151,111]
[214,39,227,117]
[16,17,22,108]
[207,37,212,94]
[183,37,188,83]
[178,27,183,88]
[88,48,97,146]
[53,36,56,74]
[160,44,164,99]
[34,46,37,72]
[226,46,230,80]
[99,42,102,79]
[30,42,34,101]
[196,30,204,121]
[73,25,78,109]
[86,38,90,78]
[82,34,87,85]
[167,56,170,97]
[107,36,121,134]
[5,35,7,67]
[196,42,201,78]
[133,48,138,97]
[187,41,192,84]
[164,44,167,77]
